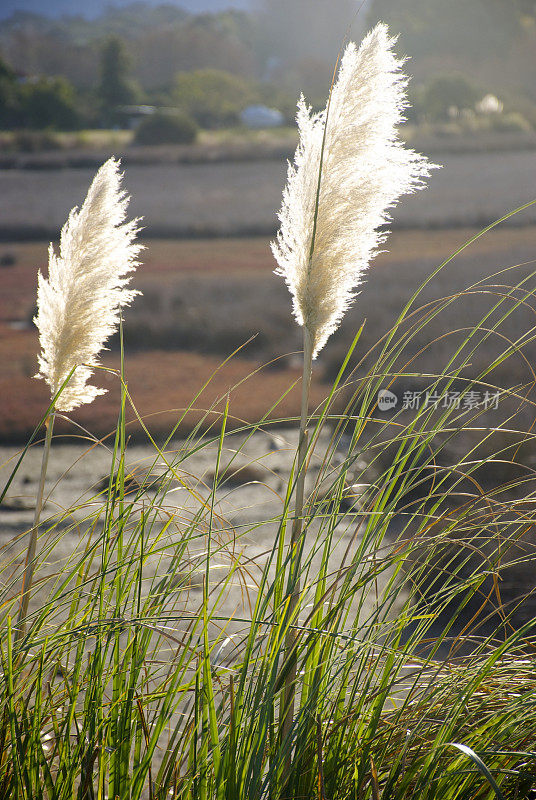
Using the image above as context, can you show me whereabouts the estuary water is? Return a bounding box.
[1,149,536,238]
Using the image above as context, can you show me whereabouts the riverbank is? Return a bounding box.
[1,128,536,172]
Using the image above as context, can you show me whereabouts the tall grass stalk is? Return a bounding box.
[13,157,141,647]
[274,23,435,768]
[279,326,313,758]
[3,38,536,800]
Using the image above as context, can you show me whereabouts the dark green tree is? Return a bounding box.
[366,0,531,111]
[0,54,19,129]
[97,36,140,124]
[174,68,253,128]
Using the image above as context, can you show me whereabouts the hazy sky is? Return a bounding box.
[0,0,254,18]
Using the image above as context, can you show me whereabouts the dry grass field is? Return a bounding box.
[0,237,322,442]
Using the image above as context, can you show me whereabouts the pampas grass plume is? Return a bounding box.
[34,157,142,412]
[272,23,437,357]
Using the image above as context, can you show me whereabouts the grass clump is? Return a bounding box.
[2,216,536,797]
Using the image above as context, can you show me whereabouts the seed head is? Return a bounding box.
[272,23,438,357]
[34,157,142,411]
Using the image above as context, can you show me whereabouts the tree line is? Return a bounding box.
[0,0,535,134]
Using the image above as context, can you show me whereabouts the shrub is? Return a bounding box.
[174,68,254,128]
[488,110,532,132]
[422,73,481,121]
[133,111,198,145]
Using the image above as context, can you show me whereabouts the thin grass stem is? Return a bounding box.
[15,411,55,645]
[280,325,314,780]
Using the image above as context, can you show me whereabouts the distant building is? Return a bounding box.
[116,105,157,129]
[475,94,504,115]
[240,105,285,128]
[13,69,40,84]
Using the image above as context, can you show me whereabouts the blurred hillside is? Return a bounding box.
[0,1,366,136]
[0,1,360,94]
[0,0,254,18]
[0,6,256,90]
[3,1,535,91]
[368,0,536,107]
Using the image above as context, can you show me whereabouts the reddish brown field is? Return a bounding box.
[0,334,329,443]
[0,238,327,441]
[0,238,274,323]
[1,227,535,442]
[2,226,532,320]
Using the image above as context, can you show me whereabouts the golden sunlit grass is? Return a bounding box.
[3,249,536,797]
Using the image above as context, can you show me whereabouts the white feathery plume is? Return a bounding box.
[34,157,142,412]
[272,22,437,357]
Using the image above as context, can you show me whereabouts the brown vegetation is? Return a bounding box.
[1,226,535,442]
